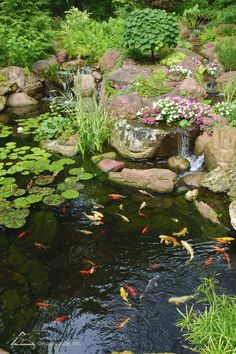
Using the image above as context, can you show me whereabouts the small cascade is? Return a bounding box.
[188,154,205,172]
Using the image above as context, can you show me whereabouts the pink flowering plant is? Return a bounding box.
[137,96,223,131]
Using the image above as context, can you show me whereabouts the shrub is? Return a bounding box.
[199,27,217,44]
[216,38,236,71]
[0,0,54,68]
[160,51,186,67]
[132,72,171,97]
[123,8,179,61]
[60,7,124,63]
[215,4,236,24]
[182,4,205,29]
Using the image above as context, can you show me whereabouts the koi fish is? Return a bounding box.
[92,211,104,218]
[222,252,231,268]
[119,204,124,211]
[78,230,93,235]
[205,256,214,266]
[83,212,102,222]
[181,240,194,262]
[92,201,104,209]
[115,317,130,329]
[138,211,146,217]
[139,201,147,211]
[141,226,149,235]
[213,246,225,254]
[117,213,129,222]
[91,221,104,226]
[109,194,126,201]
[35,302,52,307]
[168,294,196,305]
[151,260,159,269]
[139,189,154,198]
[79,266,97,275]
[124,285,137,296]
[18,229,30,239]
[212,237,235,244]
[171,218,179,223]
[120,286,131,306]
[52,315,69,323]
[159,235,179,247]
[173,227,188,237]
[33,242,48,250]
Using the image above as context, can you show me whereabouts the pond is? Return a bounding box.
[0,105,236,354]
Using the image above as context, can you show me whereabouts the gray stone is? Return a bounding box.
[200,42,218,61]
[107,93,143,120]
[7,93,38,107]
[33,55,57,73]
[108,66,152,88]
[80,74,96,97]
[0,66,25,91]
[40,135,79,157]
[195,200,221,224]
[229,201,236,231]
[183,172,206,188]
[194,132,212,156]
[168,156,190,171]
[185,189,199,202]
[216,71,236,90]
[109,168,177,193]
[168,77,207,100]
[24,72,43,98]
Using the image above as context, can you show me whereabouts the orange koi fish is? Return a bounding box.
[18,229,30,239]
[141,226,149,235]
[212,237,235,244]
[159,235,179,247]
[52,315,69,323]
[109,194,126,201]
[79,266,98,275]
[35,302,52,307]
[204,256,214,266]
[115,317,130,329]
[213,246,225,254]
[124,285,137,296]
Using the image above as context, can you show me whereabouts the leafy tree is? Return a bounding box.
[0,0,54,68]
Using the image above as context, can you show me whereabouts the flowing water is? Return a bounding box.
[0,106,236,354]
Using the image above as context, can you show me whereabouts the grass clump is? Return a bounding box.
[216,38,236,71]
[160,51,186,67]
[133,72,171,97]
[177,278,236,354]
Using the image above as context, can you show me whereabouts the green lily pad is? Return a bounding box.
[61,190,80,199]
[0,177,16,185]
[13,197,31,209]
[68,167,84,176]
[35,175,55,186]
[57,181,84,192]
[13,188,26,197]
[29,186,55,196]
[0,208,29,229]
[43,194,65,206]
[26,194,43,204]
[0,184,18,198]
[76,172,93,180]
[0,198,12,210]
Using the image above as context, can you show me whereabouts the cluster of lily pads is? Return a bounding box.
[0,141,93,229]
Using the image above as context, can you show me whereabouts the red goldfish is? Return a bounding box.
[204,256,214,266]
[109,194,126,201]
[138,212,146,217]
[52,315,69,323]
[141,226,149,235]
[18,229,30,239]
[124,285,137,296]
[35,302,52,307]
[79,266,98,275]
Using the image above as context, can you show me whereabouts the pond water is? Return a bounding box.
[0,105,236,354]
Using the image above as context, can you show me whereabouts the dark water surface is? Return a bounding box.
[0,106,236,354]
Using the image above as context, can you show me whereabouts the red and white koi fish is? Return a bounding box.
[141,226,149,235]
[115,317,130,329]
[35,302,52,307]
[79,266,98,275]
[52,315,69,323]
[124,285,137,296]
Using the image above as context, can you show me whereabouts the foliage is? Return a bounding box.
[132,72,171,97]
[215,4,236,24]
[182,5,205,29]
[216,38,236,71]
[60,7,124,63]
[123,8,179,61]
[199,27,217,44]
[214,102,236,127]
[215,24,236,37]
[177,278,236,354]
[43,63,60,82]
[160,51,186,67]
[0,0,54,68]
[137,96,223,131]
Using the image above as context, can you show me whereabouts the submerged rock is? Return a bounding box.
[97,159,125,172]
[109,168,177,193]
[168,156,190,171]
[41,135,79,157]
[7,93,38,107]
[99,49,121,73]
[229,201,236,231]
[185,189,199,202]
[195,200,220,224]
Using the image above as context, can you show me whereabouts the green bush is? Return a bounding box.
[123,8,179,61]
[0,0,54,68]
[133,72,171,97]
[160,51,186,67]
[215,4,236,24]
[216,38,236,71]
[199,27,217,43]
[60,7,124,63]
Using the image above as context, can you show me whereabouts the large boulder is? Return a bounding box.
[107,93,143,120]
[0,96,6,112]
[204,126,236,170]
[24,72,44,98]
[80,74,96,97]
[182,172,206,188]
[40,135,79,157]
[0,81,11,96]
[194,132,212,156]
[97,159,125,173]
[111,119,199,160]
[109,168,177,193]
[229,201,236,231]
[108,66,152,88]
[99,49,121,73]
[195,200,221,224]
[33,55,57,74]
[0,66,25,91]
[200,42,218,61]
[168,77,206,100]
[7,93,38,107]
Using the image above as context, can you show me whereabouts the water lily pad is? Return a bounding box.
[13,188,26,197]
[0,208,29,229]
[57,181,84,192]
[68,167,84,176]
[35,175,55,186]
[21,171,30,175]
[26,194,43,204]
[0,184,18,198]
[29,186,55,196]
[0,177,16,185]
[0,198,12,210]
[76,172,93,180]
[43,194,65,206]
[61,190,80,199]
[13,197,31,209]
[5,142,16,150]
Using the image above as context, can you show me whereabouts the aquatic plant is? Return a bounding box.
[177,277,236,354]
[137,97,223,131]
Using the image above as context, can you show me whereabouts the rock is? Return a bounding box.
[168,156,190,171]
[7,93,38,107]
[194,132,212,156]
[216,71,236,90]
[0,349,10,354]
[201,166,232,193]
[108,66,152,88]
[111,120,199,160]
[55,49,67,64]
[195,200,221,224]
[0,81,10,96]
[229,201,236,231]
[0,96,6,112]
[185,189,199,201]
[40,135,79,157]
[24,72,43,98]
[61,59,85,71]
[168,77,206,100]
[200,42,218,61]
[183,172,206,188]
[99,49,121,73]
[92,71,102,82]
[179,22,191,39]
[204,126,236,170]
[80,74,96,97]
[174,48,203,75]
[91,152,117,164]
[0,66,25,91]
[97,159,125,172]
[108,93,143,120]
[109,168,177,193]
[33,55,57,73]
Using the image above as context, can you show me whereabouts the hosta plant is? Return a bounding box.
[123,8,179,61]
